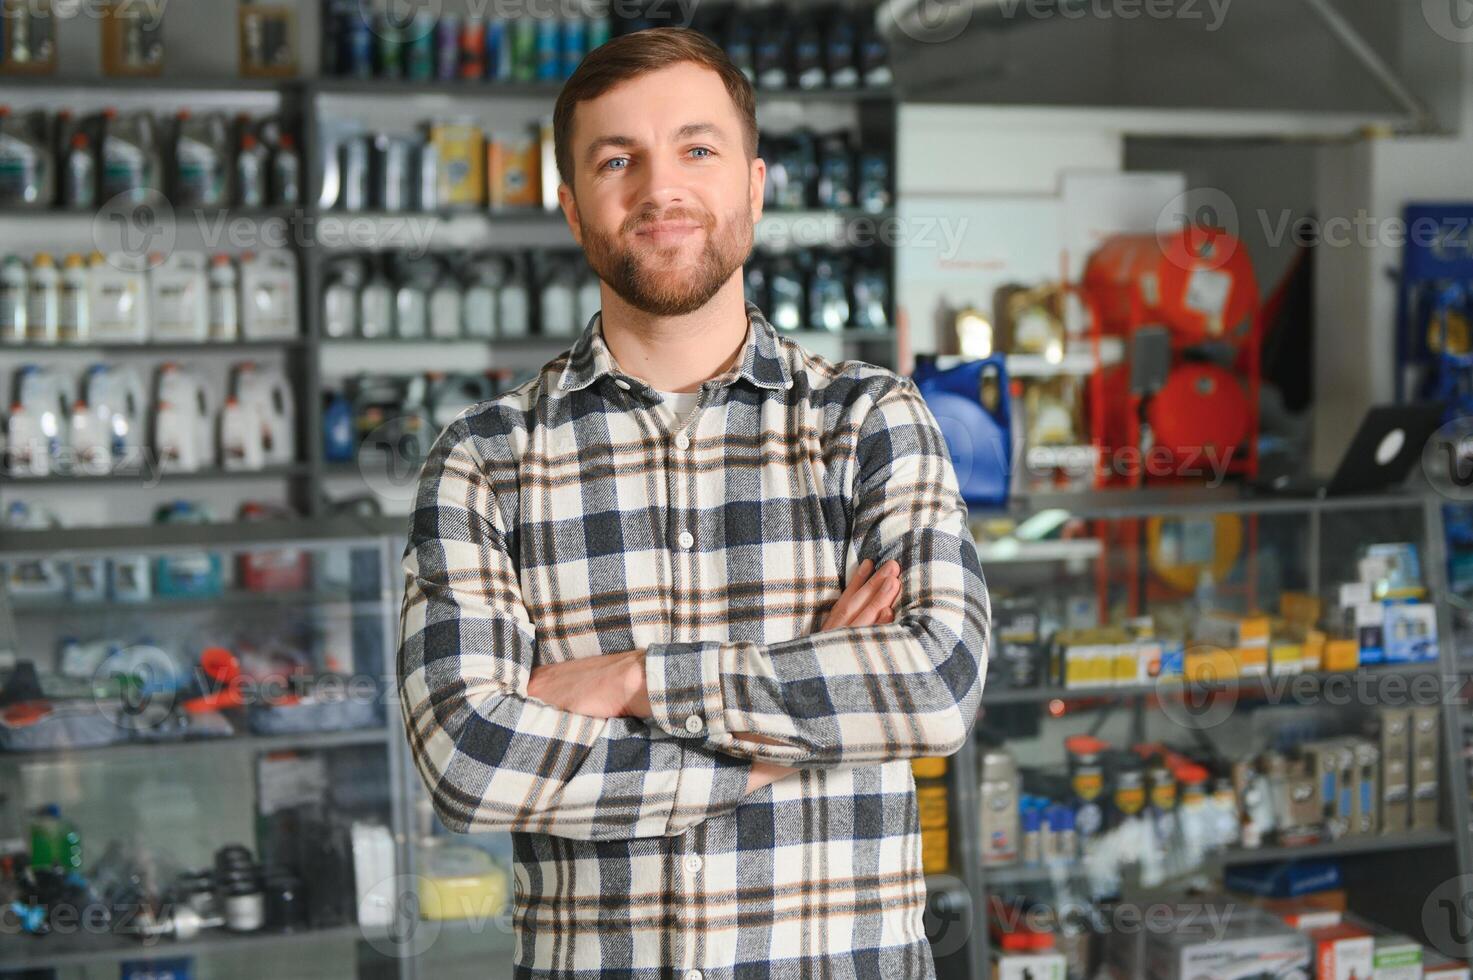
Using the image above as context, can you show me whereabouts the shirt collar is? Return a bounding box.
[553,300,794,399]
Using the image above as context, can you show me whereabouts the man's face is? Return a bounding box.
[559,61,765,317]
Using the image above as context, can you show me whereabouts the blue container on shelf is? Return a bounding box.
[911,354,1012,508]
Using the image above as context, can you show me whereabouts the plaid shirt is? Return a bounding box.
[397,301,990,979]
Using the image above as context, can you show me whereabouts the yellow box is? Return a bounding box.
[420,869,509,921]
[1269,643,1304,675]
[1323,638,1359,673]
[1185,648,1240,682]
[1280,592,1322,627]
[1235,645,1269,676]
[430,123,487,208]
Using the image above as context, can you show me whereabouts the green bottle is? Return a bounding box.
[29,804,82,872]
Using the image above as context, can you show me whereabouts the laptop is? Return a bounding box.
[1253,403,1444,498]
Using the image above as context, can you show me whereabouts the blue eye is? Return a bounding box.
[691,147,711,158]
[603,158,628,171]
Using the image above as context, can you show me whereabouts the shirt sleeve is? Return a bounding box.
[642,377,990,767]
[397,413,754,841]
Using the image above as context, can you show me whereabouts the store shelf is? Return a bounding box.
[0,726,389,765]
[5,588,383,617]
[976,538,1102,564]
[1,464,310,486]
[0,339,305,353]
[0,920,393,971]
[981,660,1445,706]
[309,77,565,99]
[981,831,1456,890]
[0,74,295,92]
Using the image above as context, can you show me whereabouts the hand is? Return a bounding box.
[821,558,902,630]
[527,650,644,719]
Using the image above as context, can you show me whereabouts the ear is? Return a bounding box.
[749,155,766,225]
[558,182,582,247]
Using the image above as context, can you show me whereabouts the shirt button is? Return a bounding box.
[674,431,690,450]
[684,714,704,734]
[684,855,702,873]
[615,379,631,390]
[687,971,703,980]
[677,530,694,549]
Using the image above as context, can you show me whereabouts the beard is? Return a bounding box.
[577,199,753,317]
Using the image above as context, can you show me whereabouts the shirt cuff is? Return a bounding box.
[643,641,726,742]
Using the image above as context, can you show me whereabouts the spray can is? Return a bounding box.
[406,11,435,81]
[460,16,487,80]
[435,14,460,81]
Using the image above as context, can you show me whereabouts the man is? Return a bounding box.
[397,25,990,980]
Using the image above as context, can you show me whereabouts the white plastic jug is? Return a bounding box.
[150,252,209,342]
[232,361,295,465]
[153,363,214,472]
[84,363,147,465]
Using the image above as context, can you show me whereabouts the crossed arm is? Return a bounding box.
[396,379,990,841]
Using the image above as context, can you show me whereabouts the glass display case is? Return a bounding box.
[0,516,408,979]
[955,489,1473,975]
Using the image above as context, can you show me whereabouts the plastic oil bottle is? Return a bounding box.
[172,110,229,207]
[0,255,28,342]
[208,254,239,341]
[27,253,59,344]
[30,804,83,872]
[59,255,90,344]
[100,109,160,203]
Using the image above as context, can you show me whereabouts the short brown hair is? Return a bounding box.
[552,26,758,189]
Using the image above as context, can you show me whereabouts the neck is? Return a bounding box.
[596,274,749,393]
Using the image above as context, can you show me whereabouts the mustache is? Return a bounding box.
[624,207,714,235]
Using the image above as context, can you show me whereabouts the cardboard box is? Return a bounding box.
[1303,741,1351,838]
[1146,907,1310,980]
[1423,951,1472,979]
[1270,642,1306,676]
[1411,706,1441,830]
[1354,602,1387,664]
[488,128,543,209]
[429,123,487,208]
[1323,638,1359,673]
[1281,591,1323,627]
[1352,740,1379,835]
[1370,933,1422,980]
[1383,602,1438,663]
[1185,647,1239,683]
[1377,708,1411,835]
[991,951,1066,980]
[1197,612,1271,650]
[1310,923,1374,980]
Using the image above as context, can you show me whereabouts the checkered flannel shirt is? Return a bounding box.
[397,301,990,979]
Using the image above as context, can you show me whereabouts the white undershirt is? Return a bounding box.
[655,389,702,429]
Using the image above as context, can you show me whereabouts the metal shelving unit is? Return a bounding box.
[953,490,1473,970]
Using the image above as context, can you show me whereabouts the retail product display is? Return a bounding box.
[0,108,299,210]
[101,0,164,76]
[320,0,610,83]
[2,359,297,477]
[760,129,893,212]
[691,3,892,90]
[322,252,565,341]
[912,354,1011,507]
[325,370,529,467]
[742,249,891,333]
[0,0,58,74]
[0,250,297,346]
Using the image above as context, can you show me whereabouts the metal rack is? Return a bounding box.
[948,490,1473,971]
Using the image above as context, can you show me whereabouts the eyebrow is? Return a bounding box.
[583,122,728,166]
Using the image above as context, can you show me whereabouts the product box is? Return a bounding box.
[1281,591,1323,627]
[1310,923,1373,980]
[1145,906,1310,980]
[1323,638,1359,672]
[1370,933,1422,980]
[1338,581,1373,610]
[1269,641,1306,676]
[1196,612,1271,652]
[1279,907,1342,930]
[1424,951,1473,979]
[1184,646,1239,683]
[991,951,1066,980]
[1411,706,1441,830]
[1383,602,1438,663]
[430,123,487,208]
[1351,740,1379,835]
[488,127,542,209]
[1235,645,1269,677]
[1353,601,1386,664]
[1303,741,1351,838]
[1377,707,1411,834]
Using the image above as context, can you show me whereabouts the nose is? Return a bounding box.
[634,149,688,213]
